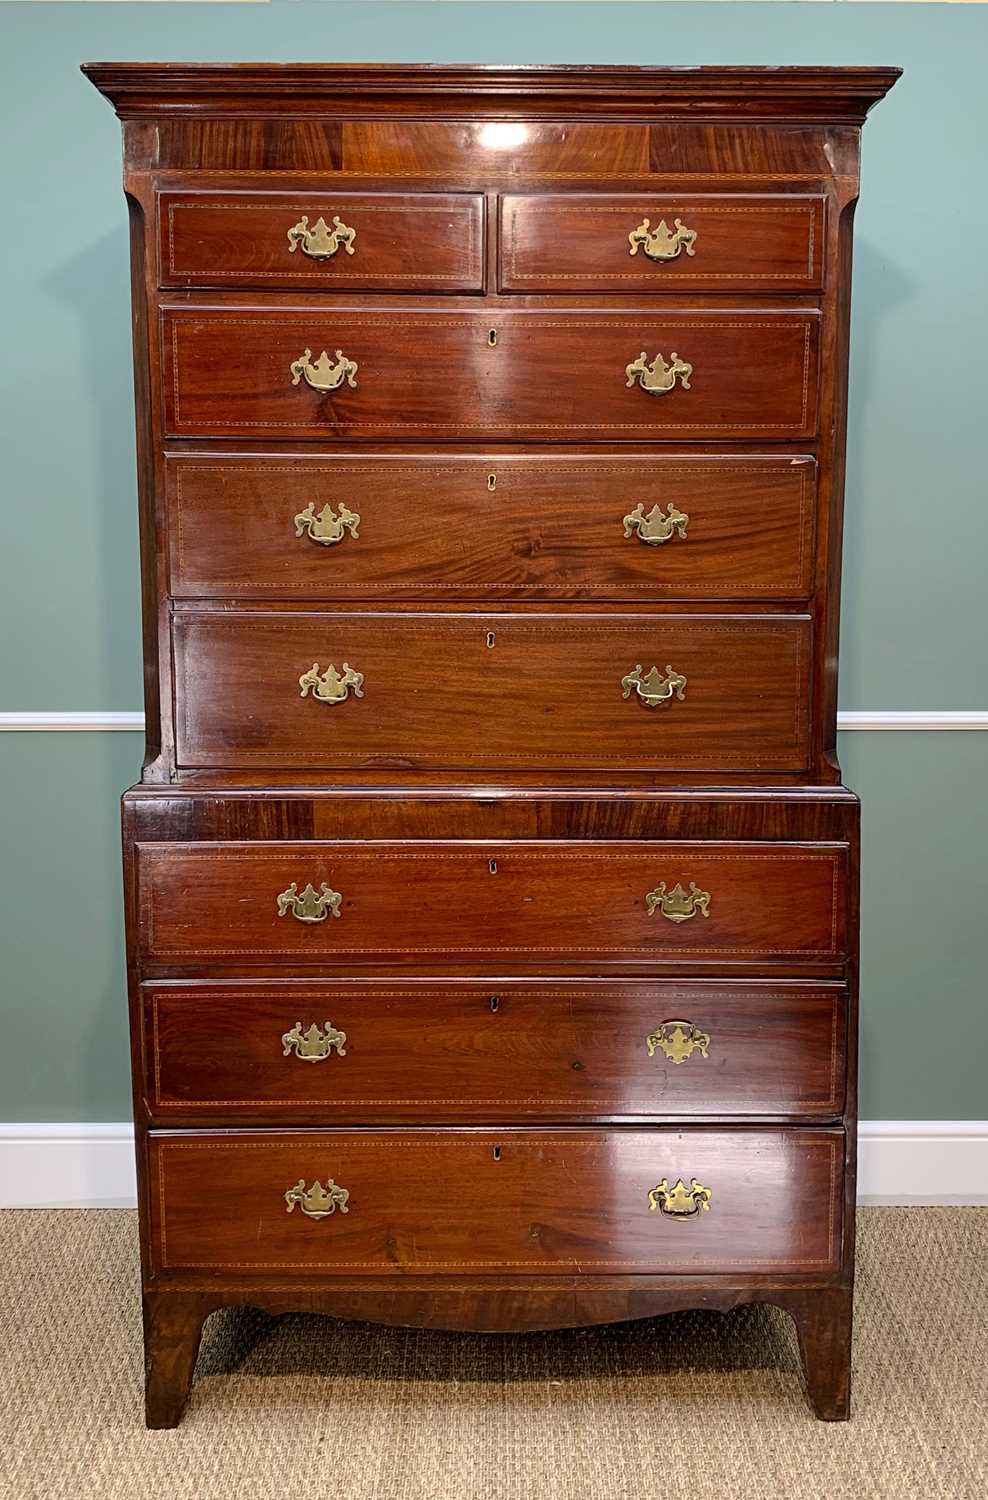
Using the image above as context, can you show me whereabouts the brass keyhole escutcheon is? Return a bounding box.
[488,328,498,347]
[493,1146,502,1161]
[487,472,497,491]
[488,858,498,874]
[489,995,500,1012]
[486,631,496,648]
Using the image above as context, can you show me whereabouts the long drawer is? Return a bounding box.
[166,453,818,602]
[172,611,812,773]
[159,191,486,292]
[161,307,820,441]
[135,840,849,964]
[148,1127,844,1276]
[499,193,826,292]
[142,980,847,1121]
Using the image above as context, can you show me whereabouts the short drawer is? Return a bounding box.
[166,453,817,602]
[161,307,820,441]
[499,194,825,292]
[142,980,847,1121]
[135,840,849,965]
[172,610,811,773]
[148,1127,844,1276]
[158,192,485,291]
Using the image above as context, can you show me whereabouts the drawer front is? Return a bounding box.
[500,194,825,292]
[167,453,817,602]
[161,308,820,441]
[159,192,485,291]
[143,980,846,1120]
[172,611,811,773]
[136,840,848,964]
[148,1127,843,1276]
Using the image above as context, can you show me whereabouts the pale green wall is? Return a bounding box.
[1,4,986,1120]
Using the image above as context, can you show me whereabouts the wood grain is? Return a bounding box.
[166,452,817,603]
[135,839,849,964]
[171,610,812,773]
[159,192,485,292]
[142,978,846,1122]
[161,307,821,441]
[148,1127,844,1276]
[499,194,825,292]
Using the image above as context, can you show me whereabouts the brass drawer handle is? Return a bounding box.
[299,662,364,704]
[625,351,692,395]
[276,881,342,923]
[294,501,360,547]
[622,664,687,707]
[648,1177,712,1218]
[623,502,688,546]
[645,1020,710,1064]
[282,1021,347,1061]
[628,217,698,263]
[290,348,359,393]
[285,1178,350,1219]
[287,215,356,260]
[645,881,711,923]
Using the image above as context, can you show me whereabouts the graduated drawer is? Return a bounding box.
[167,453,817,603]
[172,611,811,773]
[161,307,820,441]
[158,192,485,291]
[142,980,847,1121]
[147,1127,844,1276]
[135,840,848,965]
[499,194,825,292]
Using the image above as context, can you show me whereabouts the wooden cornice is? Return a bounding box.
[82,63,902,125]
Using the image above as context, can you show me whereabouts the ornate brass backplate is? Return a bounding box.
[628,217,698,262]
[298,662,364,704]
[648,1177,712,1218]
[282,1020,348,1061]
[623,502,689,546]
[645,881,711,923]
[290,348,359,393]
[645,1020,711,1064]
[276,881,343,923]
[625,351,693,395]
[287,215,357,260]
[621,664,687,707]
[284,1178,350,1219]
[294,501,360,547]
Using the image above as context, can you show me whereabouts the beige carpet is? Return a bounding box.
[1,1208,985,1500]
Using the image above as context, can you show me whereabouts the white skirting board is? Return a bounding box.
[0,1122,985,1209]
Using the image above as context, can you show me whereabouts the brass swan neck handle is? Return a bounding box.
[287,215,357,260]
[285,1178,350,1218]
[621,664,687,707]
[648,1177,712,1218]
[290,348,359,393]
[628,217,698,263]
[623,502,689,545]
[294,501,360,547]
[625,351,692,395]
[298,662,364,704]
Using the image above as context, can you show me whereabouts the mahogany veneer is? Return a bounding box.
[85,62,898,1427]
[162,306,821,441]
[143,980,847,1122]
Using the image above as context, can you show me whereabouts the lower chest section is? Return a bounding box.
[128,794,856,1289]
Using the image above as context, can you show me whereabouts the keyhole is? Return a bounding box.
[489,995,500,1013]
[493,1145,502,1161]
[488,328,497,347]
[488,858,498,874]
[486,631,496,649]
[487,473,497,492]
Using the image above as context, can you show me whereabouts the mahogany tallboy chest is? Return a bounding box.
[84,63,899,1426]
